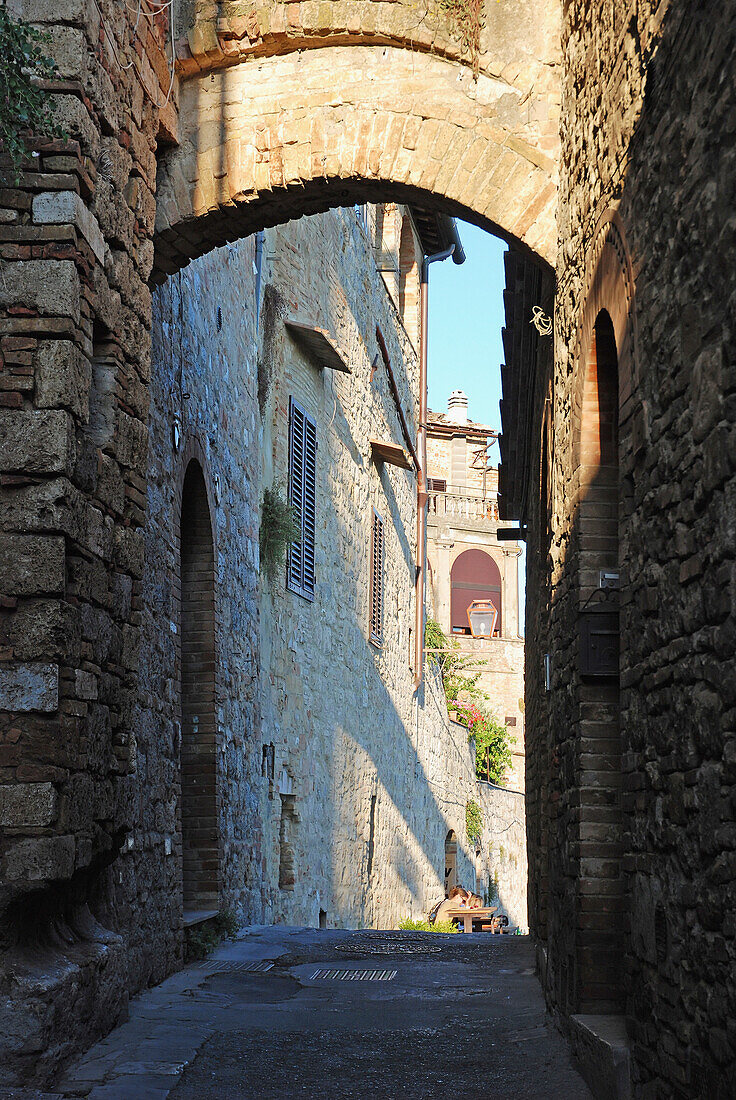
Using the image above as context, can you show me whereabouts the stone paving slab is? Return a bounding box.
[45,928,593,1100]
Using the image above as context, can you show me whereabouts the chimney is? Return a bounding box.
[447,390,468,424]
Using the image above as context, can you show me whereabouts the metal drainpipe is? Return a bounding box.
[414,242,461,690]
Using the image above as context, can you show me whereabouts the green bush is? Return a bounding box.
[424,619,486,706]
[398,917,459,934]
[424,619,515,786]
[466,798,483,846]
[260,484,300,584]
[185,908,240,961]
[456,702,515,785]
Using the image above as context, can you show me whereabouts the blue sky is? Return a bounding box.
[427,222,508,434]
[426,222,525,632]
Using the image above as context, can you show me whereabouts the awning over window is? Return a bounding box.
[285,320,351,373]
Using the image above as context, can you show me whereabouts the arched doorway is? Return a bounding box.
[444,830,458,894]
[575,309,622,1012]
[179,460,219,914]
[450,548,502,635]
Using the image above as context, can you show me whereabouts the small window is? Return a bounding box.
[355,203,370,236]
[287,397,317,600]
[427,478,447,492]
[369,509,384,646]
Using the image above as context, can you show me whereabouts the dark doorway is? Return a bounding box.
[576,309,623,1012]
[180,459,219,914]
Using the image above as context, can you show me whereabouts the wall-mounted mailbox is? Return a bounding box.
[579,589,619,678]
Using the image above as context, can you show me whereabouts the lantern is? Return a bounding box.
[467,599,498,638]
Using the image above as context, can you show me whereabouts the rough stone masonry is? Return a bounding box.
[0,0,734,1097]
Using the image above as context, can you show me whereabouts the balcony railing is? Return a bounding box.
[427,487,499,522]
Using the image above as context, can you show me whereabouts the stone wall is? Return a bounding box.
[0,0,173,1084]
[508,1,736,1095]
[477,780,527,930]
[256,206,481,929]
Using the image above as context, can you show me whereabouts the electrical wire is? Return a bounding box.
[90,0,177,108]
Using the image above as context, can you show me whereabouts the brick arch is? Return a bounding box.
[573,213,638,468]
[182,0,560,83]
[153,44,558,279]
[568,213,634,1015]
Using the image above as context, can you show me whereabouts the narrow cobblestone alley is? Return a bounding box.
[47,930,591,1100]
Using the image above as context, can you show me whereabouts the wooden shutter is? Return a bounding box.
[369,509,384,646]
[288,397,317,600]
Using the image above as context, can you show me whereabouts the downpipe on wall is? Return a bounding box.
[414,227,465,690]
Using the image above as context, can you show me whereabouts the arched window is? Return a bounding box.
[450,549,502,636]
[179,460,219,914]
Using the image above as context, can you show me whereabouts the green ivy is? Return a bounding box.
[425,618,514,784]
[0,8,64,179]
[466,798,483,846]
[424,618,487,707]
[260,483,300,585]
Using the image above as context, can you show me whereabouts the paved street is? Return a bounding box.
[48,928,592,1100]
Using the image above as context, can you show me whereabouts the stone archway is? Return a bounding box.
[0,0,562,1078]
[153,41,559,278]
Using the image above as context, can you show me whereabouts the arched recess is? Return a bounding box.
[153,45,558,280]
[444,830,458,894]
[179,459,220,914]
[451,549,502,635]
[570,214,636,1015]
[398,216,420,347]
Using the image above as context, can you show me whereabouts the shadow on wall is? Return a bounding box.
[538,308,624,1019]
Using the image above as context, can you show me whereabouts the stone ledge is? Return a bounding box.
[569,1014,631,1100]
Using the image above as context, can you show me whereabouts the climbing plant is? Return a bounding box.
[425,620,514,784]
[435,0,485,78]
[0,8,64,179]
[259,484,300,585]
[455,701,514,785]
[424,618,486,707]
[465,799,483,846]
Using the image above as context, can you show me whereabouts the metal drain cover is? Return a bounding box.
[195,960,275,973]
[310,968,397,981]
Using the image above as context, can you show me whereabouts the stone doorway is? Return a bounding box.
[180,460,220,916]
[444,831,458,894]
[575,309,623,1012]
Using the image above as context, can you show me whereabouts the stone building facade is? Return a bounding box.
[497,6,736,1098]
[0,185,524,1082]
[425,391,525,790]
[0,0,734,1095]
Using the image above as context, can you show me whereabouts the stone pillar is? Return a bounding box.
[502,549,519,637]
[435,538,454,633]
